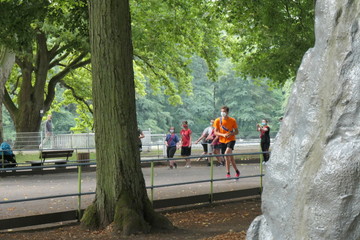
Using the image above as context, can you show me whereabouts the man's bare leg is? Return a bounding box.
[225,147,240,177]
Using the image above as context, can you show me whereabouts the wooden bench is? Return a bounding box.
[27,149,74,169]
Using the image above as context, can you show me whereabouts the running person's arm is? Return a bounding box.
[214,127,226,137]
[195,134,205,144]
[211,135,219,145]
[189,130,192,146]
[225,128,238,138]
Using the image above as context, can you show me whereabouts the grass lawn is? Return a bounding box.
[13,151,96,164]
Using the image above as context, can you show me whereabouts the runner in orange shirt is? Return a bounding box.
[213,106,240,178]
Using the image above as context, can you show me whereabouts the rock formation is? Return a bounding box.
[247,1,360,239]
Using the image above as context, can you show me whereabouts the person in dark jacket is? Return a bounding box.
[257,119,271,163]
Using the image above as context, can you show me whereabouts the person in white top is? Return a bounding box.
[194,119,214,165]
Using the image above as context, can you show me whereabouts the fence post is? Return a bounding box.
[1,151,4,169]
[209,155,214,203]
[77,152,90,168]
[150,161,154,203]
[259,152,263,193]
[77,164,82,221]
[158,143,160,159]
[40,131,43,148]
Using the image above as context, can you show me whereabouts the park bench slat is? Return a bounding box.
[26,149,74,169]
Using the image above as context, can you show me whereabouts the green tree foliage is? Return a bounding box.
[136,57,286,138]
[1,0,309,136]
[215,59,284,137]
[58,67,93,132]
[0,0,90,142]
[131,0,223,103]
[218,0,315,86]
[1,0,226,134]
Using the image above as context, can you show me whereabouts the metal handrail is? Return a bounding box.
[0,150,268,221]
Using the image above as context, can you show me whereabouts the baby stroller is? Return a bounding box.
[0,142,17,168]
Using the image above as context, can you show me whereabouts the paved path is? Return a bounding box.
[0,163,264,220]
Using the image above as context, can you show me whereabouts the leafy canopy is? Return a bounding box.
[218,0,315,86]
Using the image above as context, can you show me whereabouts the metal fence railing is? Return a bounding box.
[3,131,276,151]
[0,150,267,230]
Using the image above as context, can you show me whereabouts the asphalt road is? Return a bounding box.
[0,162,264,220]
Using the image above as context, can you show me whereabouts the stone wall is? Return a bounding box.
[247,1,360,239]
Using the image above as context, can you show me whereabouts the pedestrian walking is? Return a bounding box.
[194,119,214,165]
[213,106,240,178]
[165,126,179,169]
[179,121,192,168]
[257,119,271,164]
[207,128,225,166]
[39,115,53,149]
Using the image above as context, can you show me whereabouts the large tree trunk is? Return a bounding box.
[81,0,173,235]
[0,47,15,143]
[5,53,48,148]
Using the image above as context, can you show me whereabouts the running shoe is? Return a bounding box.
[235,170,240,178]
[226,173,231,178]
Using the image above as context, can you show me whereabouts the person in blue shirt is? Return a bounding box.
[165,126,179,169]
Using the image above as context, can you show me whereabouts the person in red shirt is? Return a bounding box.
[179,121,192,168]
[213,106,240,178]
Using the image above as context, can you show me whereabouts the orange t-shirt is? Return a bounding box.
[213,117,238,143]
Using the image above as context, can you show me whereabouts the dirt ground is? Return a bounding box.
[0,197,261,240]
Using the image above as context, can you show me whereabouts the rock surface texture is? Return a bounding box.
[247,1,360,240]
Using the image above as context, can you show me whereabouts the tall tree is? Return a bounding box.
[81,0,173,235]
[0,0,90,146]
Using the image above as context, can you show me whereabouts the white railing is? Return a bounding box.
[4,130,277,151]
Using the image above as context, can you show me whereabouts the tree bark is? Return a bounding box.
[81,0,173,235]
[0,47,15,143]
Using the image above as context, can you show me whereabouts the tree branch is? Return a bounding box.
[35,31,49,73]
[134,53,164,79]
[44,53,90,109]
[3,88,18,120]
[49,51,71,69]
[59,80,93,114]
[10,75,21,95]
[48,43,60,60]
